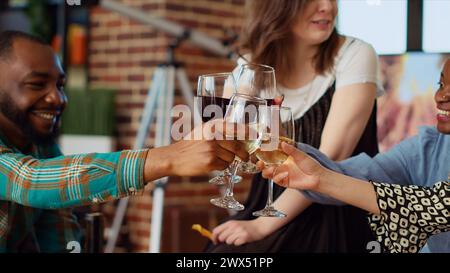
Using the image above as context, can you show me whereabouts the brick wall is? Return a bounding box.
[88,0,246,252]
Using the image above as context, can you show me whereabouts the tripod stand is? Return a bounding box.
[105,41,197,253]
[94,0,233,253]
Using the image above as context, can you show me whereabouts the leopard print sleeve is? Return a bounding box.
[368,181,450,253]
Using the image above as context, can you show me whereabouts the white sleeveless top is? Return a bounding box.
[234,36,384,119]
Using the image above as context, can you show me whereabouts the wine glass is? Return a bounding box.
[234,63,279,174]
[196,73,243,185]
[253,106,295,217]
[210,93,267,210]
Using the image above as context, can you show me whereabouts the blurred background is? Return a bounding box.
[0,0,449,252]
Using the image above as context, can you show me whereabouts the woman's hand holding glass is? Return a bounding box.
[258,142,325,191]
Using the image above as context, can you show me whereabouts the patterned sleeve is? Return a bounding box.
[368,181,450,253]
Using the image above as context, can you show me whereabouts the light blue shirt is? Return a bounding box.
[299,126,450,253]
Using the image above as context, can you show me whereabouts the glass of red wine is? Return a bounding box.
[196,73,243,185]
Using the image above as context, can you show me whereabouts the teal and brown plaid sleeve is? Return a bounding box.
[34,208,82,253]
[0,148,149,209]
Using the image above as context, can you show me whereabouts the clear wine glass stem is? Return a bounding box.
[266,179,274,207]
[252,165,286,217]
[265,165,278,207]
[225,160,240,197]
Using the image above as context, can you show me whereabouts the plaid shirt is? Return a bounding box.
[0,134,148,252]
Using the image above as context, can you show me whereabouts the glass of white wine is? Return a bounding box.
[234,63,280,174]
[253,106,295,217]
[210,93,267,211]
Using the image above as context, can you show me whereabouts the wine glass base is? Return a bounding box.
[210,196,245,211]
[208,175,242,185]
[239,162,260,174]
[252,206,286,218]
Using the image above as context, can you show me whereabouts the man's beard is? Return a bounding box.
[0,92,60,146]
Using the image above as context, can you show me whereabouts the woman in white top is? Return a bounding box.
[206,0,384,252]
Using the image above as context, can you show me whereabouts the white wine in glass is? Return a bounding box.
[255,136,295,165]
[253,106,294,218]
[210,94,267,211]
[234,63,281,174]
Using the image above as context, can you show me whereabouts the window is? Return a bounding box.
[337,0,408,55]
[422,0,450,53]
